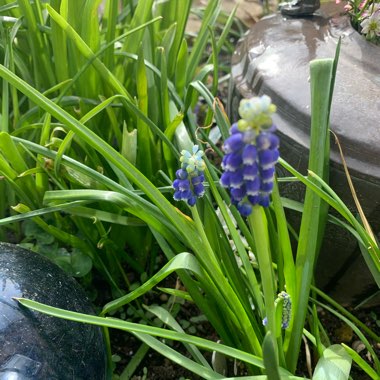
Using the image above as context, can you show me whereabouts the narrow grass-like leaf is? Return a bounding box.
[121,124,137,166]
[205,166,264,318]
[17,0,55,88]
[342,344,379,380]
[186,0,221,82]
[1,23,10,133]
[121,0,153,56]
[271,179,295,305]
[312,298,380,373]
[114,51,183,108]
[188,80,230,139]
[102,252,202,315]
[263,332,281,380]
[206,4,238,65]
[156,287,193,302]
[43,189,185,252]
[358,242,380,288]
[150,228,235,347]
[46,4,133,100]
[14,298,274,372]
[175,38,188,97]
[157,47,170,130]
[0,201,86,225]
[145,304,212,369]
[166,0,191,78]
[279,159,374,250]
[286,59,334,371]
[310,285,380,343]
[50,0,69,85]
[119,341,149,380]
[103,0,118,71]
[130,332,223,380]
[136,44,153,178]
[80,1,102,63]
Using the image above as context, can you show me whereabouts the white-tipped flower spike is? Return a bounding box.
[173,145,206,206]
[220,95,279,216]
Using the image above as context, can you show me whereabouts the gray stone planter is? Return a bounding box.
[229,2,380,305]
[0,243,107,379]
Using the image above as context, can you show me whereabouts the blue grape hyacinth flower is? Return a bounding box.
[173,145,206,206]
[220,95,279,216]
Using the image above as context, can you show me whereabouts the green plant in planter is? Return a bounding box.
[1,43,379,378]
[0,1,378,379]
[0,0,239,290]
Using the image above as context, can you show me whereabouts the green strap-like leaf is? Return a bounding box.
[102,252,202,314]
[15,297,269,371]
[312,345,352,380]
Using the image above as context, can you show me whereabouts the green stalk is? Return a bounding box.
[1,24,9,133]
[136,46,152,179]
[191,205,263,356]
[46,4,133,101]
[205,165,264,317]
[17,0,55,89]
[103,0,118,71]
[50,0,69,85]
[248,206,277,343]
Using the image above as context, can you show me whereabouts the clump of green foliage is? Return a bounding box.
[0,1,378,379]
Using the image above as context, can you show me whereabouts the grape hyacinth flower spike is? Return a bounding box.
[173,145,206,206]
[262,291,292,329]
[220,95,279,216]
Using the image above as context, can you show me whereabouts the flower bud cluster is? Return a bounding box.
[173,145,206,206]
[220,95,279,216]
[262,291,292,329]
[275,291,292,329]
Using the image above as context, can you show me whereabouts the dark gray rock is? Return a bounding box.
[0,243,107,379]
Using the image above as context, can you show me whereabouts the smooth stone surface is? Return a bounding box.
[0,243,107,379]
[229,2,380,305]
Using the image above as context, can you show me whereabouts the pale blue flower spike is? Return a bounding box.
[173,144,206,206]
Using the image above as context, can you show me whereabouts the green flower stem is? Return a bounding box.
[248,206,277,343]
[205,165,264,316]
[191,206,221,267]
[191,205,263,357]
